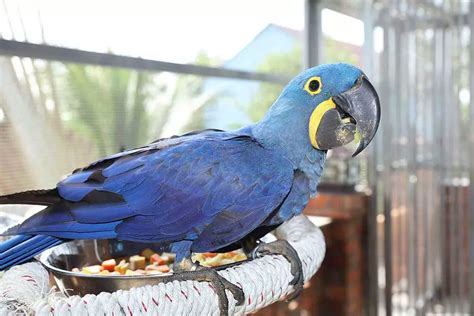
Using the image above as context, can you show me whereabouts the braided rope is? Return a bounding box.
[0,215,325,315]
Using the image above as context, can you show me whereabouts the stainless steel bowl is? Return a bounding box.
[39,239,177,296]
[39,239,248,296]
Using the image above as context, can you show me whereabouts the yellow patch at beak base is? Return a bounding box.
[308,98,336,149]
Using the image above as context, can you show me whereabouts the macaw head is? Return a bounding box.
[254,63,381,161]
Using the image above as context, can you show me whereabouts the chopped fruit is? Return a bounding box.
[114,260,129,275]
[161,252,176,263]
[156,265,170,273]
[150,254,166,265]
[146,264,158,271]
[141,248,155,259]
[129,255,146,270]
[125,269,139,276]
[82,265,103,274]
[192,251,246,267]
[71,249,245,276]
[237,253,246,260]
[101,259,117,272]
[146,270,164,275]
[223,251,237,258]
[146,264,170,273]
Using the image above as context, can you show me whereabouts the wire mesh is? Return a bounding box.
[372,0,472,314]
[0,56,294,195]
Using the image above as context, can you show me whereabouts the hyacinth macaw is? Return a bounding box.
[0,63,380,313]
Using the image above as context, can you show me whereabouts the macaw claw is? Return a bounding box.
[252,239,304,301]
[163,263,244,316]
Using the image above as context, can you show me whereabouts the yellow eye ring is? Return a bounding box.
[304,76,322,96]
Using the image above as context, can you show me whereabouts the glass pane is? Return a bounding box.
[0,56,283,195]
[1,0,304,75]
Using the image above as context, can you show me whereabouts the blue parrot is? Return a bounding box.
[0,63,380,313]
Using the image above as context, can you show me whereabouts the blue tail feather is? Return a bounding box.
[0,238,62,270]
[0,235,56,261]
[0,235,64,270]
[0,235,30,252]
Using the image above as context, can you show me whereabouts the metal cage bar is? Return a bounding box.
[0,39,290,84]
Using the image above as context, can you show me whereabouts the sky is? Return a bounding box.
[0,0,368,64]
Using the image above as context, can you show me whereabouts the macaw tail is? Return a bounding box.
[0,188,64,270]
[0,234,63,270]
[0,189,60,206]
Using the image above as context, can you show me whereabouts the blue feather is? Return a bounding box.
[0,235,63,270]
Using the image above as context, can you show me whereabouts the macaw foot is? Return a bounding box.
[253,239,304,301]
[167,259,245,316]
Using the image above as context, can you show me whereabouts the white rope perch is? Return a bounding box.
[0,215,325,315]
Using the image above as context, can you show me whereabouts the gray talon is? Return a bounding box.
[253,239,304,301]
[162,265,244,316]
[218,273,245,306]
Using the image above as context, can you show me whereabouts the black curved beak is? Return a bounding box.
[312,74,381,156]
[333,75,381,156]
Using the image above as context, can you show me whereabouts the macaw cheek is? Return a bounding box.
[312,109,356,150]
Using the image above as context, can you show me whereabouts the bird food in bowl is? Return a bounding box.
[39,239,247,296]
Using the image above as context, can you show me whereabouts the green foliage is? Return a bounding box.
[167,74,210,133]
[178,52,221,132]
[63,65,152,155]
[127,72,151,148]
[61,52,217,155]
[194,50,221,67]
[179,75,207,132]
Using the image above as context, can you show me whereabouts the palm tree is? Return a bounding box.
[63,65,151,155]
[63,65,216,155]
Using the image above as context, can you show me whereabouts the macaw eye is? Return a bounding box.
[309,80,320,91]
[304,76,322,95]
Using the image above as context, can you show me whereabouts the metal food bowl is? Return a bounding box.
[39,239,178,296]
[38,239,248,296]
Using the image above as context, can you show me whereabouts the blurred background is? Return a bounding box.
[0,0,473,315]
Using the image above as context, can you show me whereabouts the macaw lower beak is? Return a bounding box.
[308,75,381,157]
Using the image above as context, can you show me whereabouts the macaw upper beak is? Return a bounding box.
[308,74,381,157]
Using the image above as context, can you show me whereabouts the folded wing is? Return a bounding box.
[16,132,294,252]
